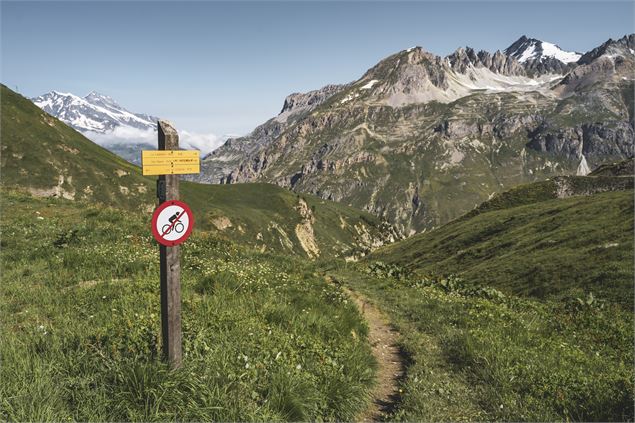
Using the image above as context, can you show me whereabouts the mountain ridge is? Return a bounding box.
[193,34,635,235]
[32,90,158,133]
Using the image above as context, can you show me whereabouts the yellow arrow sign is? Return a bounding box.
[142,150,200,175]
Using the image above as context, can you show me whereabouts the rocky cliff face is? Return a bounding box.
[194,35,635,235]
[191,84,348,184]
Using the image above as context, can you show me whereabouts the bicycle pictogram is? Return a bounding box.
[162,212,185,234]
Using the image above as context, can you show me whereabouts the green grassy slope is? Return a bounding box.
[0,85,394,258]
[181,182,395,258]
[589,157,634,176]
[1,84,154,209]
[323,263,633,422]
[372,182,634,306]
[0,190,375,421]
[465,175,633,216]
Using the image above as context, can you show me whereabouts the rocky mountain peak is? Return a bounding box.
[447,47,525,76]
[578,33,635,65]
[191,34,633,234]
[504,36,582,75]
[279,84,347,116]
[504,35,581,64]
[446,46,479,73]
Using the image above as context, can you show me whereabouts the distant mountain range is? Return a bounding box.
[32,91,158,133]
[28,34,635,235]
[31,91,158,164]
[191,34,635,235]
[30,91,224,165]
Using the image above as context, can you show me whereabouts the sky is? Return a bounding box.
[2,1,634,143]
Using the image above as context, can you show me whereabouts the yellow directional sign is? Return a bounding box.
[142,150,200,175]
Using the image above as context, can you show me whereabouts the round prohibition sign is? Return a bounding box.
[151,200,194,246]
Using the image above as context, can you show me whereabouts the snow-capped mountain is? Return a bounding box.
[195,33,634,235]
[32,91,158,133]
[504,35,581,64]
[31,91,226,165]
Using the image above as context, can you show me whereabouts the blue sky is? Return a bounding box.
[2,1,633,137]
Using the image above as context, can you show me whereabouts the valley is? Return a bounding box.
[2,172,632,420]
[2,27,634,422]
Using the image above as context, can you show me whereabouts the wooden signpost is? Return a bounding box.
[142,150,200,176]
[143,120,200,369]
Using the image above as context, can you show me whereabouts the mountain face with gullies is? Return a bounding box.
[190,35,634,235]
[32,91,158,133]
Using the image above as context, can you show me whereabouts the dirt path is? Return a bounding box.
[327,276,405,421]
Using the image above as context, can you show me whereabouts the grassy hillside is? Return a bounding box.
[589,157,634,176]
[321,169,634,421]
[464,175,633,217]
[0,190,376,421]
[181,183,396,258]
[2,86,632,422]
[1,84,154,209]
[372,180,634,307]
[0,85,395,258]
[324,263,633,422]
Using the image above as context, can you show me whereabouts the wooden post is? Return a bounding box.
[157,120,182,368]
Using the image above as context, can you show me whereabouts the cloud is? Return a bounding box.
[179,130,225,154]
[84,127,225,155]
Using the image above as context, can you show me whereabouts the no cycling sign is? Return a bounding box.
[151,200,194,246]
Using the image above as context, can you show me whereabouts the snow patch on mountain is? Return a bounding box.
[383,65,562,107]
[32,91,156,133]
[505,36,581,64]
[540,41,581,63]
[360,79,379,89]
[577,155,591,176]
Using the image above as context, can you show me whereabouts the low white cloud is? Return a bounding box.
[179,130,225,154]
[84,126,224,155]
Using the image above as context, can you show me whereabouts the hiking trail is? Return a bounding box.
[326,276,405,421]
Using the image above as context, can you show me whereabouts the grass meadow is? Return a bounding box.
[324,262,634,422]
[0,190,375,421]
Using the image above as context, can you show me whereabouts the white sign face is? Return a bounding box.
[155,205,190,241]
[151,200,194,246]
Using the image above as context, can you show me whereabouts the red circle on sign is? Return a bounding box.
[151,200,194,246]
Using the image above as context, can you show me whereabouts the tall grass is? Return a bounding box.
[327,263,635,422]
[0,190,375,421]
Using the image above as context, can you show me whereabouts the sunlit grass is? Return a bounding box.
[0,190,375,421]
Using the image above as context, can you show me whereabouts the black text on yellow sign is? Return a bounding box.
[142,150,200,175]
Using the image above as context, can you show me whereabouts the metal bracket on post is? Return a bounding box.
[157,179,166,203]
